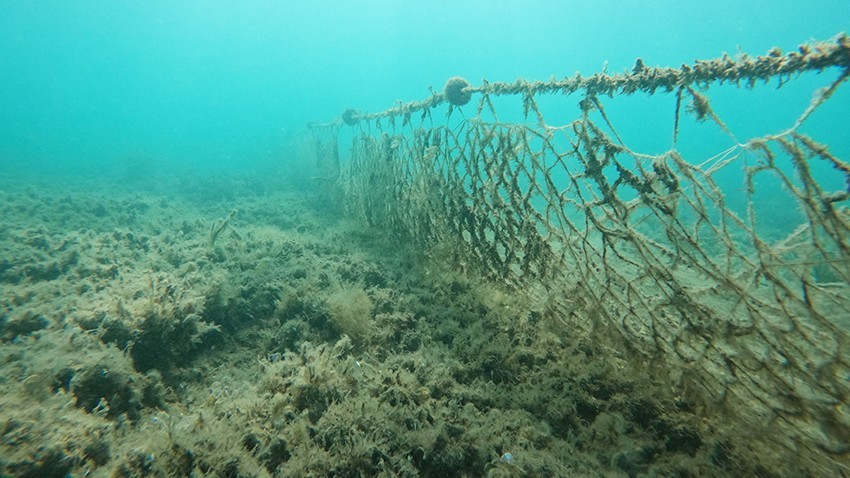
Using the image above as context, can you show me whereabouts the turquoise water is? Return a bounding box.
[1,0,848,178]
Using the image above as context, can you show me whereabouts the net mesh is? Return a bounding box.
[307,35,850,471]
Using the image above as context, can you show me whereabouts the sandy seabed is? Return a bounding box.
[1,173,767,477]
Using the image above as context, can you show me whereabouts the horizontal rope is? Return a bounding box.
[311,32,850,128]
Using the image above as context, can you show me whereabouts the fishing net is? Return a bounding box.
[306,35,850,471]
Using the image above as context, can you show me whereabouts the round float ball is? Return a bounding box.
[341,108,360,126]
[444,77,472,106]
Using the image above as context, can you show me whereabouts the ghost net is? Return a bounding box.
[307,35,850,474]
